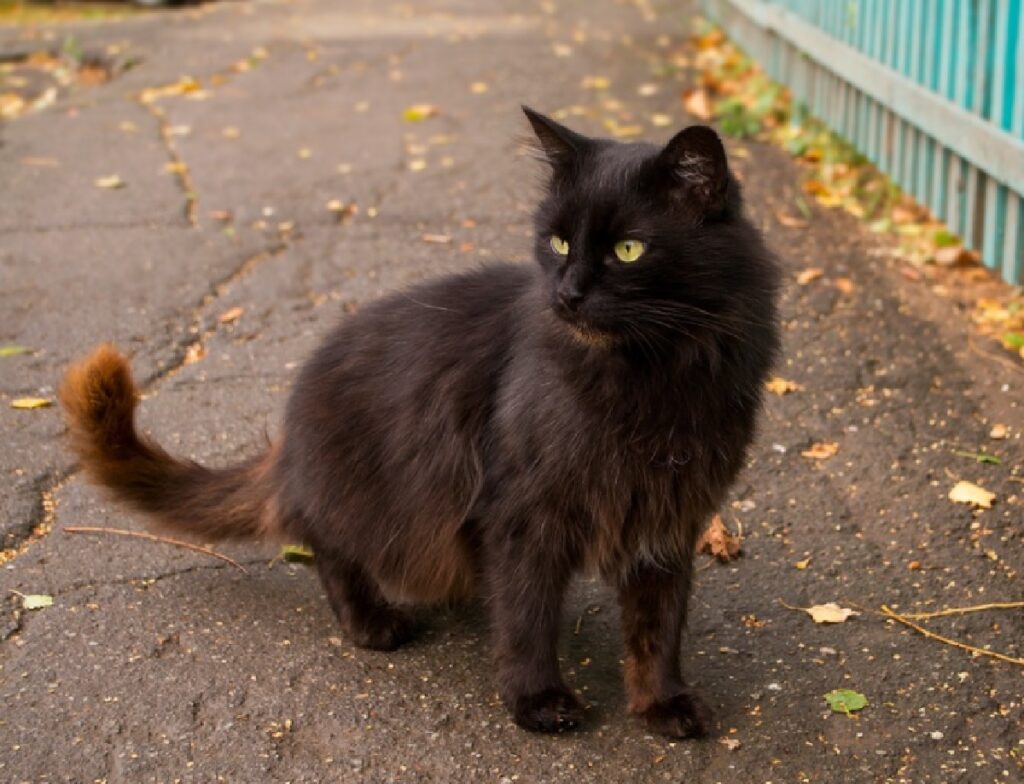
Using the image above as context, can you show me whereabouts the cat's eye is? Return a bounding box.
[550,235,570,255]
[614,239,646,263]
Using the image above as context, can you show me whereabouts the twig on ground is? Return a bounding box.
[880,604,1024,667]
[899,601,1024,620]
[64,526,248,574]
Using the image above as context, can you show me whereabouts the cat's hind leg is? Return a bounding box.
[315,549,416,651]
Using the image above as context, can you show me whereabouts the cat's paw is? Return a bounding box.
[348,608,417,652]
[510,686,585,733]
[636,691,713,739]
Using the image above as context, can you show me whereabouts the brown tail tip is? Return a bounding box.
[59,344,139,460]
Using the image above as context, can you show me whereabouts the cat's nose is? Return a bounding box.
[557,285,584,311]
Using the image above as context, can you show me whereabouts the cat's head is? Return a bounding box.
[524,106,772,353]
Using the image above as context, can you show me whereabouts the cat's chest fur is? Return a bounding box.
[492,329,755,577]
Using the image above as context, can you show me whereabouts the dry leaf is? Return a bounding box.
[682,87,712,121]
[948,480,995,509]
[806,602,858,624]
[697,514,741,562]
[219,306,244,324]
[834,277,855,295]
[775,211,808,229]
[402,104,439,122]
[989,424,1008,440]
[794,558,811,570]
[11,397,52,410]
[719,737,741,751]
[796,267,824,285]
[94,175,125,189]
[765,377,802,395]
[801,442,839,460]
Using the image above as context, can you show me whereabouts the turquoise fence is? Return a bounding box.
[701,0,1024,285]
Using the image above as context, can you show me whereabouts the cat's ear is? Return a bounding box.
[522,106,589,169]
[657,125,729,214]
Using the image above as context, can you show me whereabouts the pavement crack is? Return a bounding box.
[140,240,290,391]
[139,99,199,227]
[0,471,72,568]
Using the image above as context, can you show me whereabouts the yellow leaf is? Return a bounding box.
[796,267,824,286]
[794,558,811,570]
[765,377,802,395]
[94,175,125,189]
[650,113,673,127]
[402,104,438,122]
[948,480,995,509]
[218,306,244,324]
[806,602,858,624]
[11,397,52,409]
[801,442,839,460]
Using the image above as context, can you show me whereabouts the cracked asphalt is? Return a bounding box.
[1,1,1022,782]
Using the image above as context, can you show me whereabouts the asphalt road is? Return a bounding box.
[1,1,1022,782]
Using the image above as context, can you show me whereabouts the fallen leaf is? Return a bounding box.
[933,245,971,266]
[650,113,673,127]
[806,602,858,624]
[681,87,712,121]
[402,104,439,122]
[801,442,839,460]
[279,544,315,564]
[989,424,1008,440]
[834,277,855,295]
[697,514,741,562]
[824,689,867,715]
[469,81,488,94]
[637,83,659,97]
[218,306,244,324]
[21,594,53,611]
[796,267,824,285]
[794,558,811,570]
[11,397,52,409]
[765,377,802,395]
[948,480,995,509]
[719,737,741,751]
[407,159,427,172]
[0,345,33,357]
[604,120,644,138]
[775,211,808,229]
[95,174,125,189]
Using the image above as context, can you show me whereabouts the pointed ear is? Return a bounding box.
[657,126,729,214]
[522,105,589,168]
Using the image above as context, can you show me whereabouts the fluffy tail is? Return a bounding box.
[59,345,277,541]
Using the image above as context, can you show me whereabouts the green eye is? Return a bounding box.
[614,239,645,263]
[550,235,570,255]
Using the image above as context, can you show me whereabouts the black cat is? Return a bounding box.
[60,107,779,737]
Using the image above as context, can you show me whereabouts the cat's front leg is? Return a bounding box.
[618,561,712,739]
[484,527,584,733]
